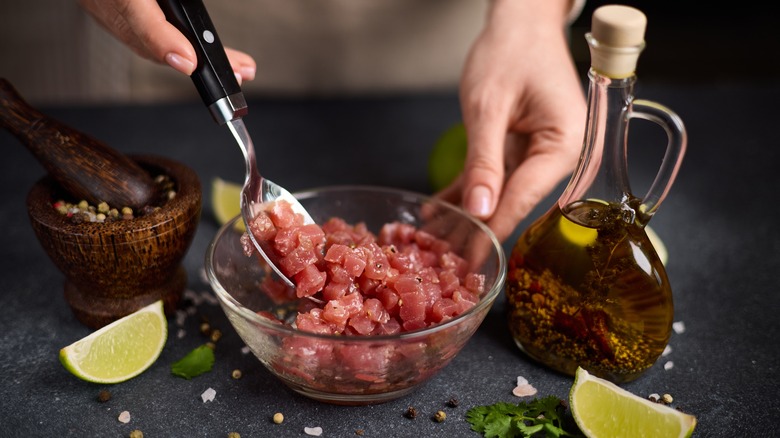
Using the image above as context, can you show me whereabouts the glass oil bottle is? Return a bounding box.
[506,5,687,383]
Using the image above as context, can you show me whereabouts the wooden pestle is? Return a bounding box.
[0,78,158,210]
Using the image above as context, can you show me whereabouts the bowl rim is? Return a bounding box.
[205,184,507,341]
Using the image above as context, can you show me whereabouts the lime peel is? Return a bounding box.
[59,300,167,384]
[570,367,696,438]
[211,177,245,230]
[428,122,467,192]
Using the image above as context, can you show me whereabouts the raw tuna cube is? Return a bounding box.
[294,264,326,297]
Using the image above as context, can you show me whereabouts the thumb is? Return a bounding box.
[461,109,509,220]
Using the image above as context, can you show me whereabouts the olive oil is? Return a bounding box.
[506,6,687,383]
[506,200,672,383]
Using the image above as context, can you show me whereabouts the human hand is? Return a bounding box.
[78,0,256,83]
[441,0,586,242]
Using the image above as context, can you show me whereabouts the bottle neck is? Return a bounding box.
[558,69,644,225]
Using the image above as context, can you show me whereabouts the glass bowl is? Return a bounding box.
[205,186,506,405]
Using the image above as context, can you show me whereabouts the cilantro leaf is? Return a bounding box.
[171,345,215,379]
[466,396,581,438]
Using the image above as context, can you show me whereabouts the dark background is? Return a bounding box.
[570,2,780,83]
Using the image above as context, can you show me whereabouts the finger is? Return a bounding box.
[487,142,576,241]
[460,94,512,220]
[80,0,197,75]
[225,48,257,82]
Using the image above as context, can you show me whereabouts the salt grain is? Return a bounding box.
[664,361,674,370]
[512,376,537,397]
[513,384,538,397]
[175,310,187,326]
[176,329,186,339]
[118,411,131,424]
[304,426,323,436]
[184,289,202,305]
[201,387,216,403]
[672,321,686,334]
[241,346,251,355]
[662,345,672,357]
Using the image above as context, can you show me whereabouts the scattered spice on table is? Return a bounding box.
[304,426,323,436]
[227,433,240,438]
[404,406,418,419]
[272,413,284,424]
[512,376,538,397]
[129,430,143,438]
[201,387,216,403]
[231,369,242,379]
[118,411,131,424]
[433,410,447,423]
[446,397,459,408]
[97,389,111,403]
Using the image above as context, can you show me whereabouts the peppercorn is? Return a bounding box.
[355,430,365,436]
[446,397,459,408]
[210,329,223,343]
[97,389,112,403]
[404,406,418,419]
[433,410,447,423]
[200,322,211,335]
[231,369,242,379]
[129,430,143,438]
[272,412,284,424]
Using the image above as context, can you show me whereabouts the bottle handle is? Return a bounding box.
[628,99,687,219]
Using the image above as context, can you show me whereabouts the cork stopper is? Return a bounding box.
[586,5,647,78]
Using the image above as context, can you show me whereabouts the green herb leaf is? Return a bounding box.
[171,345,215,379]
[466,396,581,438]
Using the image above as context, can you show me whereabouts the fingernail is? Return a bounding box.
[240,65,256,81]
[466,185,493,218]
[234,72,243,85]
[164,52,195,75]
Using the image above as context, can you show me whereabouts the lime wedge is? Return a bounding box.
[211,177,244,230]
[570,367,696,438]
[59,300,167,384]
[645,226,668,266]
[559,214,598,247]
[428,122,467,192]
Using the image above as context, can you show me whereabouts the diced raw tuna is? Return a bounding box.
[247,199,487,337]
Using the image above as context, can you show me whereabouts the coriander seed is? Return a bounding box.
[433,410,447,423]
[129,430,144,438]
[273,412,284,424]
[661,393,674,404]
[231,369,242,379]
[210,329,223,342]
[227,433,241,438]
[404,406,417,419]
[97,389,112,403]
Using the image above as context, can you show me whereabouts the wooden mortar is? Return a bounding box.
[27,155,202,328]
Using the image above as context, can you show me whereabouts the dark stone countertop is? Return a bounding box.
[1,84,778,437]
